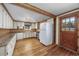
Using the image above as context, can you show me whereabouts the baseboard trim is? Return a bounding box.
[16,37,37,41]
[59,45,78,54]
[23,37,37,39]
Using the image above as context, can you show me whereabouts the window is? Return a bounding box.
[24,23,32,29]
[65,18,70,31]
[62,17,76,31]
[62,19,66,31]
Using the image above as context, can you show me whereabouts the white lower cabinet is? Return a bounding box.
[0,47,6,56]
[33,32,36,37]
[6,35,16,56]
[16,33,24,40]
[23,32,36,39]
[0,35,16,56]
[24,32,30,38]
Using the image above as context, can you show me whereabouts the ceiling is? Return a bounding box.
[4,4,50,22]
[30,3,79,15]
[4,3,79,22]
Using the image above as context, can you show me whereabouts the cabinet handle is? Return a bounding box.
[6,52,8,55]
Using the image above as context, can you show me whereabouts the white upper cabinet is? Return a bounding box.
[7,14,13,28]
[9,15,13,29]
[6,12,9,28]
[13,22,24,29]
[18,22,24,29]
[0,5,3,28]
[31,23,37,29]
[3,7,8,28]
[13,22,17,29]
[0,4,13,29]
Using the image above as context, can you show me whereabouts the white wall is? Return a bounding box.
[56,17,60,44]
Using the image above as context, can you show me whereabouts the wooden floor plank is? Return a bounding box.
[13,38,78,56]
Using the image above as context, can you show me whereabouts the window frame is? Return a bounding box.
[61,17,76,31]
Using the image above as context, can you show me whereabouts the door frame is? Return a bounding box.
[54,18,56,43]
[59,11,79,53]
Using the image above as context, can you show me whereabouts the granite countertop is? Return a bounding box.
[0,28,40,47]
[0,33,15,47]
[10,29,40,33]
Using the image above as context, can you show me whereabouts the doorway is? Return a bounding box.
[59,12,78,51]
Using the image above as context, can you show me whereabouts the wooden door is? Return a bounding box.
[60,16,77,51]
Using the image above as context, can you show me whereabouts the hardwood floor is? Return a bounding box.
[13,38,78,56]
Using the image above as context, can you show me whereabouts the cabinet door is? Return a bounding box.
[0,47,6,56]
[2,7,12,29]
[10,18,13,28]
[6,13,9,28]
[7,14,9,28]
[34,32,36,37]
[8,15,11,28]
[16,33,24,40]
[3,9,7,28]
[13,22,17,29]
[6,35,16,56]
[24,32,27,38]
[0,5,3,28]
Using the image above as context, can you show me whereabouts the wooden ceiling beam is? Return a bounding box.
[11,3,56,18]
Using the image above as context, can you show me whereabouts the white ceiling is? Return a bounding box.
[31,3,79,15]
[4,3,79,22]
[4,4,50,22]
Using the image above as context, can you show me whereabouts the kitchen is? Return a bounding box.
[0,3,54,56]
[0,3,79,56]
